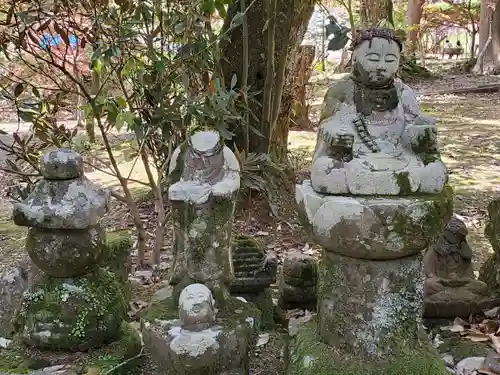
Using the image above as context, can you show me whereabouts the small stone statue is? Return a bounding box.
[424,215,491,318]
[178,283,216,330]
[311,27,447,195]
[142,284,254,375]
[168,130,240,305]
[279,251,318,310]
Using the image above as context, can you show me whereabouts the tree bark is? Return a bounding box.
[405,0,425,56]
[273,44,315,157]
[220,0,314,155]
[359,0,394,27]
[473,0,500,74]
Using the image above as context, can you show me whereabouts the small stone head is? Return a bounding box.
[443,215,468,245]
[351,28,403,86]
[178,283,216,331]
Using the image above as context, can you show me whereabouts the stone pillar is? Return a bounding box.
[167,130,240,306]
[12,149,126,351]
[288,182,454,374]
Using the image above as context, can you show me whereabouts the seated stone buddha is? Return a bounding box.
[311,28,448,195]
[424,215,491,318]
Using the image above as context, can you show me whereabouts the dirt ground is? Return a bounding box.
[2,61,500,373]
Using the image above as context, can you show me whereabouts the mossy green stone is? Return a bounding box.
[170,196,236,306]
[296,183,454,260]
[100,230,132,299]
[15,267,126,351]
[287,321,449,375]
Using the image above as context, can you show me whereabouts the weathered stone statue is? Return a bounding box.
[142,284,255,375]
[424,215,491,318]
[289,28,453,375]
[311,28,447,196]
[142,130,260,375]
[278,251,317,310]
[11,149,126,351]
[168,130,240,306]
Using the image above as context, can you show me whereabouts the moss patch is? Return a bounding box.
[101,231,132,281]
[479,253,498,293]
[287,322,448,375]
[15,267,126,351]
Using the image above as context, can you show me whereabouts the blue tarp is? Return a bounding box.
[39,34,78,49]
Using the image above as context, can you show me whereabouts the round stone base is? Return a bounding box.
[296,180,453,259]
[318,252,425,356]
[15,267,126,351]
[287,320,449,375]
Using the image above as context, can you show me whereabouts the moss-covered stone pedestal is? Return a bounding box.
[0,322,142,374]
[141,285,261,375]
[287,321,448,375]
[291,180,453,375]
[15,267,126,351]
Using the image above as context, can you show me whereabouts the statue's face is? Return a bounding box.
[353,37,400,85]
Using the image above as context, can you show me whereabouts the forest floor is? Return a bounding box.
[2,58,500,373]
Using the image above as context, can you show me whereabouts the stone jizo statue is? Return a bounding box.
[424,215,491,318]
[178,283,216,331]
[311,28,447,195]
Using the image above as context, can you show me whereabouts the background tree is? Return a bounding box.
[359,0,394,27]
[473,0,500,73]
[220,0,315,160]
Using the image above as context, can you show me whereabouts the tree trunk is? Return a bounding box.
[473,0,500,74]
[220,0,314,155]
[470,28,478,58]
[359,0,394,27]
[274,45,315,149]
[405,0,425,56]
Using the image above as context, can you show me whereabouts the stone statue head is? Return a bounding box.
[351,28,403,86]
[178,283,216,330]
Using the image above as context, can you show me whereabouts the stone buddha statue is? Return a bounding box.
[311,28,447,195]
[423,215,490,318]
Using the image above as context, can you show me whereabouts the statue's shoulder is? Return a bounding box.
[395,78,416,95]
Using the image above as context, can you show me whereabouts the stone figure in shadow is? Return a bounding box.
[424,215,492,318]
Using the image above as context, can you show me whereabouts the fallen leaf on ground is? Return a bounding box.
[489,334,500,353]
[466,333,491,342]
[256,333,270,347]
[484,307,499,318]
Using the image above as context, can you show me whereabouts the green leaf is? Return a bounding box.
[230,74,238,89]
[215,1,227,18]
[115,96,127,108]
[91,58,103,74]
[116,112,135,131]
[230,12,244,28]
[14,83,25,98]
